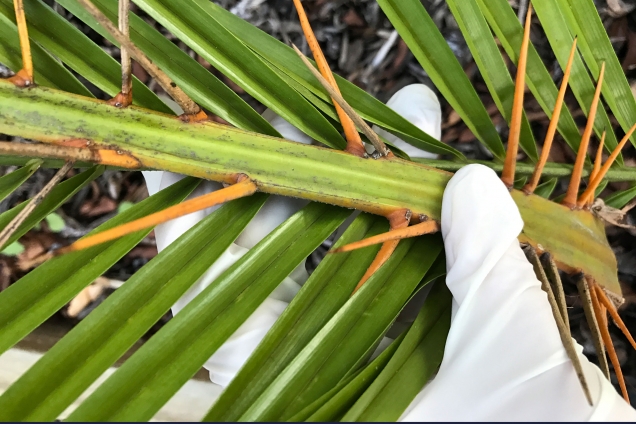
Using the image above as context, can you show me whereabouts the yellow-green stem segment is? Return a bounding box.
[0,80,620,295]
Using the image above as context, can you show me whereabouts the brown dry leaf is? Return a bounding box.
[443,110,462,129]
[131,60,149,83]
[79,196,118,217]
[128,244,158,260]
[65,276,112,318]
[458,128,475,143]
[222,75,245,94]
[16,231,59,271]
[0,259,12,291]
[342,9,365,27]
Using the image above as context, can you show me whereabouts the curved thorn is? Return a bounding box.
[502,2,532,188]
[589,278,629,402]
[55,177,256,255]
[525,38,577,194]
[330,220,439,253]
[563,62,605,208]
[595,284,636,352]
[291,0,365,157]
[578,123,636,207]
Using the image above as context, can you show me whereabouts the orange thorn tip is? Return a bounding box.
[595,284,636,352]
[590,280,630,402]
[524,37,577,194]
[502,2,532,188]
[579,122,636,207]
[291,0,365,156]
[330,220,439,254]
[55,177,257,255]
[563,62,606,209]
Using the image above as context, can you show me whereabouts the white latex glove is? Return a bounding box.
[142,84,441,387]
[399,164,636,421]
[372,84,441,159]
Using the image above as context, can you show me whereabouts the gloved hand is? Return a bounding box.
[143,85,636,420]
[399,163,636,421]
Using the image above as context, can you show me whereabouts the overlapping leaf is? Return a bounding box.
[0,0,170,113]
[0,159,40,202]
[377,0,505,160]
[56,0,276,135]
[67,202,350,421]
[0,174,196,357]
[0,193,266,421]
[240,235,443,421]
[198,0,462,159]
[206,213,386,421]
[446,0,537,161]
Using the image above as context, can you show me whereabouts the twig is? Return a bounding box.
[76,0,201,115]
[524,246,593,405]
[119,0,132,101]
[575,274,610,379]
[0,161,74,251]
[540,252,570,331]
[0,142,140,169]
[292,44,390,157]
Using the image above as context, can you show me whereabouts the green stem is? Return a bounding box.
[414,158,636,181]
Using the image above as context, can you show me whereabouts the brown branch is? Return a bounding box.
[0,141,141,169]
[575,274,610,379]
[0,161,74,250]
[119,0,132,103]
[524,246,593,405]
[76,0,201,115]
[292,44,389,157]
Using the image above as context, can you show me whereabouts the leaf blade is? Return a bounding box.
[0,175,198,358]
[0,192,266,421]
[0,159,40,203]
[377,0,505,159]
[67,202,350,421]
[446,0,537,161]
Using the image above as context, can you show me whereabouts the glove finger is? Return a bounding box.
[401,164,615,420]
[441,164,524,307]
[372,84,440,159]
